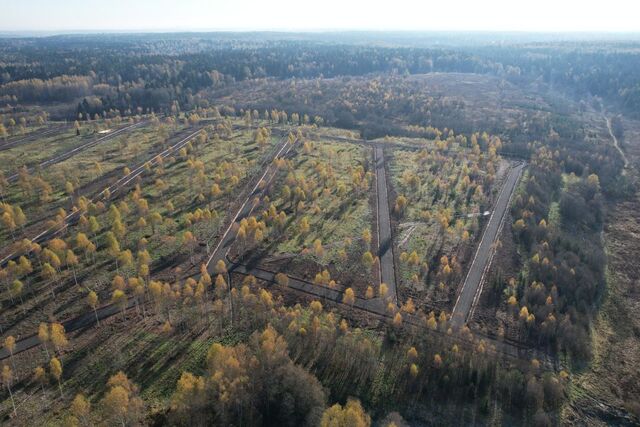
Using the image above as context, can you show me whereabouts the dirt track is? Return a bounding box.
[6,121,145,183]
[1,137,547,368]
[0,124,69,152]
[0,126,205,267]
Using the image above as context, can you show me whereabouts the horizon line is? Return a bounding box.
[2,28,640,37]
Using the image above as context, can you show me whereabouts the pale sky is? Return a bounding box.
[0,0,638,33]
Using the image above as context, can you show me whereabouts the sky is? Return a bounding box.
[1,0,638,33]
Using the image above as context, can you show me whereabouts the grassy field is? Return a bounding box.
[387,145,502,310]
[0,119,195,249]
[272,141,371,259]
[229,138,376,294]
[0,310,245,424]
[562,192,640,424]
[0,122,279,338]
[0,120,128,175]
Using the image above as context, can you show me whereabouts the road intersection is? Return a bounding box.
[1,132,534,367]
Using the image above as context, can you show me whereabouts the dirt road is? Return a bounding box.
[0,124,69,152]
[206,136,295,268]
[0,126,204,266]
[6,121,145,183]
[1,141,541,369]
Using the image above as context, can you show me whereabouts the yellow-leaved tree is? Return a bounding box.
[320,398,371,427]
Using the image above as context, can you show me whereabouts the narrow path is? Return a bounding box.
[0,296,130,358]
[225,260,558,368]
[0,255,551,369]
[605,115,629,173]
[451,162,525,328]
[374,146,397,303]
[205,137,296,268]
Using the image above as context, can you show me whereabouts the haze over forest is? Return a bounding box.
[1,0,639,32]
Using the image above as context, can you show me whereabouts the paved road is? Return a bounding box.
[451,162,525,328]
[374,146,397,303]
[6,121,145,183]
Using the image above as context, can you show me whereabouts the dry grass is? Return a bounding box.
[563,193,640,424]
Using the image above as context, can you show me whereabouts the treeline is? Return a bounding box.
[50,280,566,426]
[0,34,640,118]
[0,75,92,103]
[0,39,486,118]
[508,110,630,361]
[475,45,640,115]
[0,37,491,84]
[2,34,638,118]
[230,76,471,139]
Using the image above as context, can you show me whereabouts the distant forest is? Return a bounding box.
[0,33,639,118]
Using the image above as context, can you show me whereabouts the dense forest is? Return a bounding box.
[1,33,639,119]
